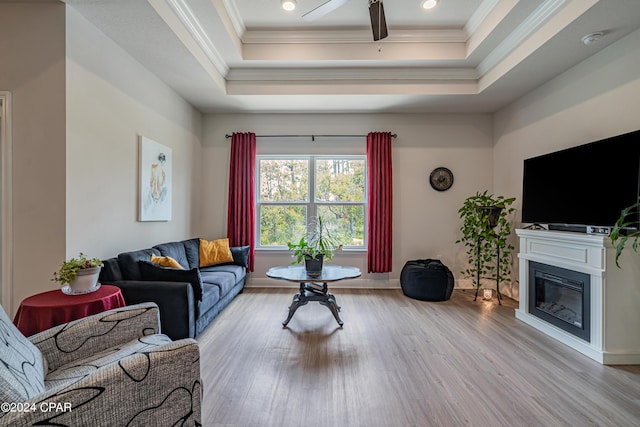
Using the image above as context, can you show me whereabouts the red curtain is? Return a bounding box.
[227,132,256,271]
[367,132,393,273]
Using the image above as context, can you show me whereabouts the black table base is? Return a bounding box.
[283,282,343,327]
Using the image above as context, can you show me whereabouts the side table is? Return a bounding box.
[13,285,126,336]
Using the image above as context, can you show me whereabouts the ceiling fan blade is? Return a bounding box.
[303,0,351,22]
[369,0,388,41]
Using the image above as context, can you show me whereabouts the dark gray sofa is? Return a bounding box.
[98,238,248,340]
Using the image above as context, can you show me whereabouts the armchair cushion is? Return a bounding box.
[30,302,160,371]
[0,304,46,402]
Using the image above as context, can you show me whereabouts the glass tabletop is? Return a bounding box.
[266,265,361,283]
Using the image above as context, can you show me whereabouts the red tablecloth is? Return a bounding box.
[13,285,126,336]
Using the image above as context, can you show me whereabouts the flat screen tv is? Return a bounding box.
[522,129,640,231]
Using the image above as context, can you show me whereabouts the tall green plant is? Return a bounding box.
[610,197,640,267]
[456,191,516,291]
[288,216,343,264]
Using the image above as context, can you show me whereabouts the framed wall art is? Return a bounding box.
[139,136,172,221]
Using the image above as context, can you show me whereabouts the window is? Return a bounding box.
[257,155,366,249]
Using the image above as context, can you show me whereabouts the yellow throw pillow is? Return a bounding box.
[150,254,184,269]
[199,238,234,267]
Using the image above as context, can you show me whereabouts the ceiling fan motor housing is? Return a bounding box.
[369,0,388,41]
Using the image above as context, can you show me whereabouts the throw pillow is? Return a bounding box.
[199,238,234,267]
[230,245,251,268]
[150,254,184,269]
[138,261,203,301]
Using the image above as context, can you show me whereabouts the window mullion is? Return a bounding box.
[308,156,316,229]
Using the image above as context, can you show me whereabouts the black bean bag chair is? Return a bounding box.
[400,259,455,301]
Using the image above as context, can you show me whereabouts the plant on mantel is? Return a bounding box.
[456,191,516,302]
[610,197,640,267]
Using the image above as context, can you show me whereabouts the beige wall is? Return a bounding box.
[0,3,66,313]
[493,27,640,299]
[65,7,203,260]
[203,113,494,288]
[0,4,203,315]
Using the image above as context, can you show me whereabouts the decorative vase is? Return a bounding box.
[305,255,324,277]
[68,267,102,293]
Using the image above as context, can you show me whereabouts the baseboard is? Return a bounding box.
[248,277,477,290]
[247,277,401,289]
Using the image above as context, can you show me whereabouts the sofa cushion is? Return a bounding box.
[199,271,237,296]
[150,254,184,269]
[138,261,203,302]
[118,248,160,280]
[0,305,47,402]
[196,283,221,318]
[200,264,246,283]
[153,241,189,269]
[182,238,200,269]
[199,238,234,267]
[99,257,122,283]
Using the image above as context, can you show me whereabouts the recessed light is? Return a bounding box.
[422,0,439,10]
[281,0,297,12]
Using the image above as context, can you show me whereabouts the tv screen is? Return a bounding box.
[522,129,640,229]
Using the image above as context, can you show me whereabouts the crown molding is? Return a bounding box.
[465,0,502,36]
[241,27,467,44]
[227,67,478,82]
[165,0,229,76]
[221,0,245,38]
[477,0,567,76]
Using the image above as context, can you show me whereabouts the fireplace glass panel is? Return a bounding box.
[529,261,590,341]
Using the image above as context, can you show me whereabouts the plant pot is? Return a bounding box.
[480,206,503,229]
[68,267,102,293]
[305,255,324,277]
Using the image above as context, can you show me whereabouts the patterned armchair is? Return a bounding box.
[0,302,201,426]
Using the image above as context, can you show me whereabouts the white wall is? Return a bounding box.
[203,113,494,288]
[65,7,204,260]
[0,3,66,313]
[493,27,640,299]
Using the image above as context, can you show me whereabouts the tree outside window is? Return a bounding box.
[257,156,366,248]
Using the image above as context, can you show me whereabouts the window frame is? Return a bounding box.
[256,154,367,250]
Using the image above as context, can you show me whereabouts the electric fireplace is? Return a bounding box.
[516,229,640,365]
[528,261,590,341]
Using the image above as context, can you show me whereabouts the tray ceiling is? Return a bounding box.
[62,0,640,113]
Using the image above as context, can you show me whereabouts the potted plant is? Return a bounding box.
[288,216,342,276]
[456,191,516,302]
[52,253,104,293]
[610,197,640,267]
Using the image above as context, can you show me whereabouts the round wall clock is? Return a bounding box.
[429,167,454,191]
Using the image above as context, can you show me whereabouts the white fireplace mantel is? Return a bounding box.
[516,229,640,365]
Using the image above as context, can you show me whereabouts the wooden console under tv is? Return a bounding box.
[516,229,640,365]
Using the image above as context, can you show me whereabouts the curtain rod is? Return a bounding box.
[224,133,397,141]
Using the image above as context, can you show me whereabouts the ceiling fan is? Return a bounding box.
[303,0,388,41]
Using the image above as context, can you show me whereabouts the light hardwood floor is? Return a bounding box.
[196,288,640,426]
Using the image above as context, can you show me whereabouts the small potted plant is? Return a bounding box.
[52,253,104,294]
[288,216,342,276]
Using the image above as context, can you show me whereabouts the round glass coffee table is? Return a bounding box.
[266,265,361,327]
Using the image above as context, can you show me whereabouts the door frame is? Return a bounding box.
[0,92,13,312]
